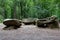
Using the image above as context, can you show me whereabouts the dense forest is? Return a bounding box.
[0,0,60,22]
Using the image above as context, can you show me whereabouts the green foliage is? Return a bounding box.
[0,0,60,22]
[0,15,4,22]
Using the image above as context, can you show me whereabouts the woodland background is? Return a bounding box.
[0,0,60,22]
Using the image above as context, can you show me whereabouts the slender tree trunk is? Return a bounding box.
[3,7,7,19]
[20,2,23,19]
[11,0,17,19]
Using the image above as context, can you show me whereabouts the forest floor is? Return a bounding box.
[0,23,60,40]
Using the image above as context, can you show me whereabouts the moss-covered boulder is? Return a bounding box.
[22,18,38,25]
[36,16,59,28]
[3,19,22,30]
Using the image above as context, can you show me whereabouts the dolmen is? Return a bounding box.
[3,19,22,30]
[36,15,59,28]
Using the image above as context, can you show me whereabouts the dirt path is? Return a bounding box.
[0,23,60,40]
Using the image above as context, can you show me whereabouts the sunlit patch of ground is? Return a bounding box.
[0,23,60,40]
